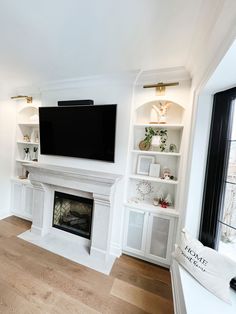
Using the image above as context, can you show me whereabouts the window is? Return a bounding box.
[199,87,236,253]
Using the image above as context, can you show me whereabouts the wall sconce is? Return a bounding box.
[11,95,33,103]
[143,82,179,96]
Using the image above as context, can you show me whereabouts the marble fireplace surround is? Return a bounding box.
[19,163,122,274]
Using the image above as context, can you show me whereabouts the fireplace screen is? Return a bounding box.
[53,191,93,239]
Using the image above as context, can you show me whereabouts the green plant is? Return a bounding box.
[143,127,168,152]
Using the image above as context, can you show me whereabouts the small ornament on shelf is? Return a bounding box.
[24,148,31,161]
[159,198,169,208]
[23,134,30,142]
[153,190,173,208]
[169,143,177,153]
[139,140,151,151]
[32,147,38,162]
[128,197,140,204]
[153,189,164,206]
[33,129,39,143]
[149,102,171,124]
[161,167,175,180]
[165,193,172,205]
[136,180,153,200]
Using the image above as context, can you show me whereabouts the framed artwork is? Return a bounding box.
[137,155,155,175]
[149,163,160,177]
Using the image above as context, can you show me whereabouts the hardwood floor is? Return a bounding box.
[0,216,174,314]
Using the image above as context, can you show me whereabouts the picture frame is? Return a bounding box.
[137,155,155,175]
[149,163,160,177]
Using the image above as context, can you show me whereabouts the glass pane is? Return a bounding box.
[149,217,169,258]
[220,183,236,243]
[227,141,236,180]
[231,100,236,140]
[127,210,144,250]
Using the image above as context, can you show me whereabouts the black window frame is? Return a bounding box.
[199,87,236,249]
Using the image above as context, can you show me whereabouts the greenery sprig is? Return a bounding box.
[144,127,168,152]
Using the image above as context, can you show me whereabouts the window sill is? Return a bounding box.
[171,260,236,314]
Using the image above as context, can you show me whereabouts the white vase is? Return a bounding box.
[151,135,161,148]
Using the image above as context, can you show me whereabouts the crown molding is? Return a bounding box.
[136,67,191,86]
[39,71,140,92]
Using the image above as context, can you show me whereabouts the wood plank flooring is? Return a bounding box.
[0,216,174,313]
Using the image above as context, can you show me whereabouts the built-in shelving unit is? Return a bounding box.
[122,69,190,268]
[127,100,184,211]
[11,103,41,221]
[14,105,39,179]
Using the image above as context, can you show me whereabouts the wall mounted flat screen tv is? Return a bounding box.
[39,105,117,162]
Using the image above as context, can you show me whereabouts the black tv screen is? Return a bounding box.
[39,105,117,162]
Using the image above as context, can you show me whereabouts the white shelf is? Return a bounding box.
[134,123,184,130]
[11,177,31,185]
[18,122,39,126]
[17,141,39,145]
[131,149,181,157]
[124,201,179,217]
[129,174,178,185]
[16,159,38,164]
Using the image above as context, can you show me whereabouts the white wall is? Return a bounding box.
[0,97,16,217]
[184,38,236,238]
[184,92,213,236]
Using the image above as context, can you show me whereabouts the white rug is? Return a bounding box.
[18,230,116,275]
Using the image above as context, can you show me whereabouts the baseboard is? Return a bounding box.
[170,260,186,314]
[11,211,32,222]
[0,212,12,220]
[31,225,43,235]
[110,242,122,257]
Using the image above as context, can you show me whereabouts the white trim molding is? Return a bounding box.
[170,260,186,314]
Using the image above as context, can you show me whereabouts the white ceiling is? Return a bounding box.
[0,0,230,87]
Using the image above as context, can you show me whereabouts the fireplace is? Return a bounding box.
[53,191,93,239]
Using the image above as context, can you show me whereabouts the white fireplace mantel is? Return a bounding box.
[20,163,122,273]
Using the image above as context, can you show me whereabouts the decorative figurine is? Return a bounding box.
[161,167,175,180]
[150,102,171,124]
[32,147,38,162]
[23,134,30,142]
[24,148,30,161]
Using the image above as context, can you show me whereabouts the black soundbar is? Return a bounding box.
[58,99,94,107]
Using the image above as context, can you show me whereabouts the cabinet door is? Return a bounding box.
[145,213,175,265]
[123,208,147,256]
[22,185,34,218]
[11,182,23,214]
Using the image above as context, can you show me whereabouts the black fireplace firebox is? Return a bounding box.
[52,191,93,239]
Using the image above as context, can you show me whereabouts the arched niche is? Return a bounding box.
[17,105,39,123]
[134,100,184,124]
